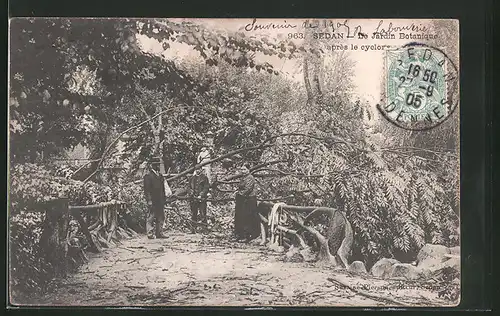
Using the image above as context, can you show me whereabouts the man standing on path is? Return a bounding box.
[144,157,167,239]
[234,164,260,242]
[189,168,210,234]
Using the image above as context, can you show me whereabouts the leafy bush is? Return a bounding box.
[336,157,459,267]
[116,180,147,233]
[10,163,116,213]
[9,162,118,299]
[250,94,460,267]
[9,211,47,300]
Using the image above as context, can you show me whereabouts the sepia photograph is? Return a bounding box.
[8,18,460,307]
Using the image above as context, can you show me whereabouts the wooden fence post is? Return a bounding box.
[71,209,100,253]
[69,201,131,252]
[38,198,70,276]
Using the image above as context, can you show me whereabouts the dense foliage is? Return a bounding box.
[9,163,118,298]
[9,18,460,299]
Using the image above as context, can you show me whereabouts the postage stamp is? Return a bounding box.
[379,42,459,130]
[9,18,460,307]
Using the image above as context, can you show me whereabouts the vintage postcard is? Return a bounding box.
[8,18,460,307]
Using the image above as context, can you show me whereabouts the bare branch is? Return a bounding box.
[258,201,337,214]
[135,102,156,133]
[289,214,328,245]
[166,144,275,182]
[221,159,289,182]
[82,105,188,183]
[252,168,324,178]
[168,133,354,182]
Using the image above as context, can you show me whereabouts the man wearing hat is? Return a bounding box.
[189,168,210,233]
[143,157,167,239]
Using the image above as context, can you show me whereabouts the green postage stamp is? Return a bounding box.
[381,43,459,130]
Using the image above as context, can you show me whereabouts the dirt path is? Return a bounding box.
[32,232,451,307]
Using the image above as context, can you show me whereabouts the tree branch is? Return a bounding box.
[82,104,197,183]
[135,102,156,133]
[289,214,328,245]
[258,201,338,214]
[259,213,308,248]
[252,168,325,178]
[259,195,295,202]
[213,179,240,185]
[171,194,296,204]
[221,159,289,182]
[262,132,353,147]
[167,133,353,182]
[165,144,275,182]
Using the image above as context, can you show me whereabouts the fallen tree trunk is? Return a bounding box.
[258,201,352,268]
[259,213,308,248]
[258,201,338,214]
[72,212,100,253]
[290,215,335,263]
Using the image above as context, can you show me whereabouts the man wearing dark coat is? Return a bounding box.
[235,164,260,242]
[143,158,167,239]
[189,168,210,233]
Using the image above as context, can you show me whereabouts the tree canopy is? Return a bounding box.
[9,18,459,270]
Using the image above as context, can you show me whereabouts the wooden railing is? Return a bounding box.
[36,198,72,274]
[34,198,134,268]
[69,200,133,253]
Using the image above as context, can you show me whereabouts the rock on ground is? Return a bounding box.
[390,263,422,280]
[268,242,285,253]
[300,247,316,262]
[416,244,460,279]
[370,258,400,278]
[284,245,303,263]
[417,244,450,268]
[425,257,460,280]
[348,261,367,275]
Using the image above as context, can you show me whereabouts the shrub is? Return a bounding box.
[116,180,148,233]
[9,162,118,300]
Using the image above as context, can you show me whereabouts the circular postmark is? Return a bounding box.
[377,43,459,130]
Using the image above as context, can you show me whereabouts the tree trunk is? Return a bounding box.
[303,58,314,105]
[290,214,335,263]
[311,57,323,103]
[86,139,108,182]
[258,201,337,215]
[156,103,166,174]
[302,19,324,107]
[258,201,351,266]
[73,127,110,182]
